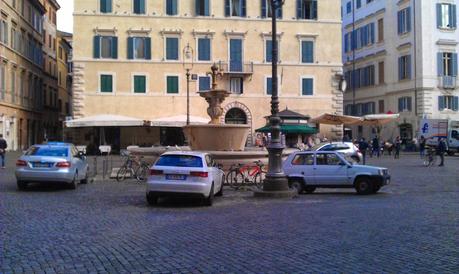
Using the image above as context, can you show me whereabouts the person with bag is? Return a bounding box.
[0,134,7,169]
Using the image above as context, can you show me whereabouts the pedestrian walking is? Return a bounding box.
[0,134,7,169]
[372,136,380,158]
[358,138,369,165]
[419,135,426,159]
[394,136,401,159]
[437,138,447,166]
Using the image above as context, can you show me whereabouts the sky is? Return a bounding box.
[56,0,74,33]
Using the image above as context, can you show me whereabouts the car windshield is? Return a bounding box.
[155,155,203,168]
[25,146,68,157]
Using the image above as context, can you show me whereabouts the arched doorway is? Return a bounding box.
[225,108,247,124]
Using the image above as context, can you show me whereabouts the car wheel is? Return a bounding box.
[204,183,214,206]
[68,173,77,190]
[17,180,27,190]
[355,177,373,195]
[215,176,224,197]
[146,193,158,206]
[290,180,304,194]
[304,186,316,194]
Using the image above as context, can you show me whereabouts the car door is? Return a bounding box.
[290,153,316,185]
[313,152,348,185]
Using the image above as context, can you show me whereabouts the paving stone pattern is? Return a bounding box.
[1,153,458,273]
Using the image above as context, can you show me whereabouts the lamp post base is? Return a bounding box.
[253,175,297,198]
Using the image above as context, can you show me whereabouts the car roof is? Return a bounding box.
[33,144,71,149]
[161,151,208,157]
[41,142,73,146]
[293,150,337,155]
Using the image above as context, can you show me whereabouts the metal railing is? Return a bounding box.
[218,61,254,75]
[439,76,457,89]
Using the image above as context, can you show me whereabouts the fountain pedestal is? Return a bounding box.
[183,65,250,151]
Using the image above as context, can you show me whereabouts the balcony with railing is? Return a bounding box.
[218,61,254,75]
[438,76,457,89]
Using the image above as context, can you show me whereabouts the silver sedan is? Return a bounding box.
[15,143,89,190]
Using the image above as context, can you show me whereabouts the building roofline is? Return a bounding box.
[47,0,61,10]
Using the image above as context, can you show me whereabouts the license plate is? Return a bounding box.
[166,174,186,180]
[34,163,51,168]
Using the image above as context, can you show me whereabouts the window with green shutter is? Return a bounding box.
[100,74,113,93]
[301,41,314,63]
[100,0,112,13]
[133,75,146,93]
[166,76,179,94]
[302,78,313,95]
[133,0,146,14]
[166,37,179,60]
[166,0,178,15]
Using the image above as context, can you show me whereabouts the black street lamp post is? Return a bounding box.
[255,0,294,197]
[183,43,194,126]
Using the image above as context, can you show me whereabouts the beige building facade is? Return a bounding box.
[57,31,72,129]
[0,0,46,150]
[73,0,343,150]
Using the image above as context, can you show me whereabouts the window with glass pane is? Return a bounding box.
[167,76,179,94]
[166,0,178,15]
[266,77,272,95]
[262,0,282,18]
[198,38,211,61]
[230,77,243,94]
[134,38,145,59]
[265,40,278,63]
[166,37,179,60]
[399,55,411,80]
[298,0,318,19]
[133,0,145,14]
[0,65,5,100]
[199,76,211,91]
[227,0,246,17]
[134,75,146,93]
[100,74,113,93]
[196,0,210,16]
[438,96,459,111]
[101,37,113,58]
[302,78,313,95]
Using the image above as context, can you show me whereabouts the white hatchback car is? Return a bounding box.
[146,151,225,206]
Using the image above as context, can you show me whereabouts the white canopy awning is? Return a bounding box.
[360,114,400,126]
[150,115,210,127]
[65,115,149,128]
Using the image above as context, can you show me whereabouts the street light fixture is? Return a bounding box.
[183,43,194,125]
[255,0,294,198]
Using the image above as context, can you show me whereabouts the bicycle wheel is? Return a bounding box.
[226,170,244,190]
[116,166,128,182]
[135,164,149,182]
[253,172,265,190]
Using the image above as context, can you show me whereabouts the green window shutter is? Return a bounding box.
[167,76,178,94]
[266,77,272,95]
[145,37,151,60]
[127,37,134,59]
[166,37,178,60]
[93,36,101,58]
[453,96,459,111]
[302,78,313,95]
[134,75,146,93]
[438,96,445,110]
[111,36,118,59]
[101,75,113,93]
[302,41,314,63]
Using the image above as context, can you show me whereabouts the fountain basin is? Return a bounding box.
[183,124,250,151]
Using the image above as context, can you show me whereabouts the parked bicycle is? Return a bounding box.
[226,160,266,190]
[423,146,437,167]
[117,152,150,182]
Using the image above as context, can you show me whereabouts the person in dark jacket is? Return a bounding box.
[419,135,426,158]
[437,138,447,166]
[0,134,7,169]
[394,136,402,159]
[372,136,380,158]
[358,138,369,165]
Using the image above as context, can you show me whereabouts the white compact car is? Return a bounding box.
[312,142,363,163]
[146,151,225,206]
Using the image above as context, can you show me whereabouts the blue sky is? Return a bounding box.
[57,0,73,33]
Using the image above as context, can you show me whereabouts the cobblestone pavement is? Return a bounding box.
[1,152,458,273]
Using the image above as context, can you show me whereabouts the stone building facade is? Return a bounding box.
[72,0,343,148]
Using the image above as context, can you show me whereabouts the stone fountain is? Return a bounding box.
[183,64,250,151]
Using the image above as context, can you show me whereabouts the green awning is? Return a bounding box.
[255,124,317,134]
